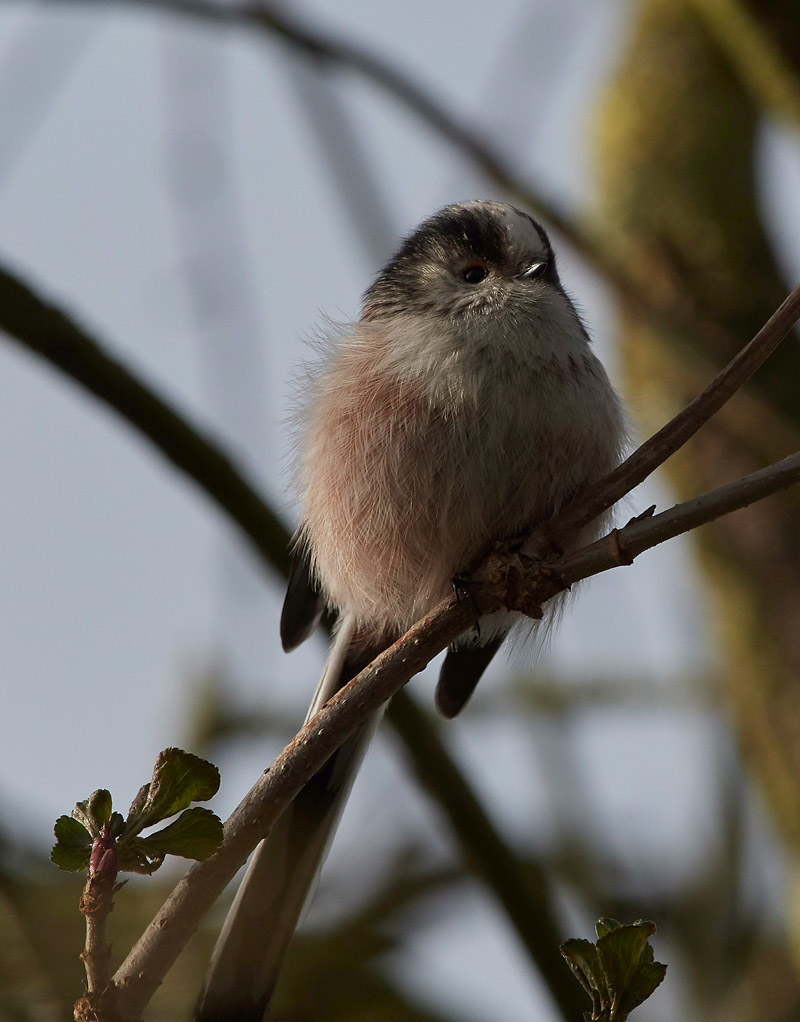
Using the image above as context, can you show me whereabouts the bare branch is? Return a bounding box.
[559,450,800,588]
[2,248,800,1015]
[110,597,476,1016]
[528,279,800,553]
[79,876,114,995]
[111,445,800,1017]
[75,859,120,1022]
[0,261,584,1018]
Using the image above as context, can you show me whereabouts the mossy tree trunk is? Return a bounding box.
[595,0,800,1008]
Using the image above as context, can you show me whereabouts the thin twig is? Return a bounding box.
[557,450,800,589]
[527,279,800,553]
[112,596,475,1018]
[74,830,121,1020]
[79,875,114,995]
[111,447,800,1018]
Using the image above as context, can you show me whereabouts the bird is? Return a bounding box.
[196,200,625,1020]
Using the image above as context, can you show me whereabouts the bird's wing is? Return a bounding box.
[435,635,505,718]
[280,547,325,652]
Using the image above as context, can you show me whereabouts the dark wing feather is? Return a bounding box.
[280,548,324,652]
[435,635,506,718]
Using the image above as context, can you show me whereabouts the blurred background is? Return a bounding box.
[1,1,799,1019]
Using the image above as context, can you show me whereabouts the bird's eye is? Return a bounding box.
[461,263,488,284]
[519,260,548,280]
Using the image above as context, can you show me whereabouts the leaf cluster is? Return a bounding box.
[50,748,223,875]
[560,918,667,1021]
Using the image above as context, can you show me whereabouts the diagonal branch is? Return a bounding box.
[529,279,800,552]
[109,272,800,1011]
[0,261,583,1017]
[110,445,800,1018]
[2,256,800,1017]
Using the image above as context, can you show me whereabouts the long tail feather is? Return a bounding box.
[196,618,382,1021]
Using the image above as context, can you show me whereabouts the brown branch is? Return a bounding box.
[528,278,800,553]
[74,829,123,1020]
[558,450,800,589]
[111,597,476,1018]
[0,258,583,1019]
[79,875,114,994]
[110,445,800,1017]
[75,866,122,1022]
[4,247,800,1013]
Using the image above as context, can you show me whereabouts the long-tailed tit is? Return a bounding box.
[198,200,625,1020]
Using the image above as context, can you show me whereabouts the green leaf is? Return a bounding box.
[597,922,656,1014]
[125,749,220,835]
[116,840,164,875]
[137,807,223,861]
[126,782,150,826]
[560,938,607,1017]
[108,811,126,839]
[53,750,222,876]
[72,799,95,836]
[595,917,622,939]
[88,789,113,829]
[72,789,114,838]
[562,919,667,1021]
[51,816,92,871]
[616,961,668,1016]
